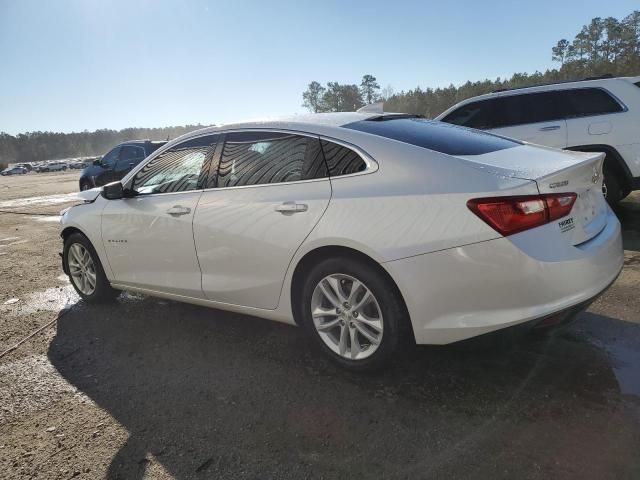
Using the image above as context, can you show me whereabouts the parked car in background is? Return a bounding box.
[36,161,68,172]
[15,163,33,172]
[1,166,28,175]
[79,140,166,191]
[69,159,86,169]
[60,113,623,370]
[437,75,640,205]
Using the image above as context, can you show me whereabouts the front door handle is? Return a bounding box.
[539,125,561,132]
[166,205,191,216]
[275,202,308,214]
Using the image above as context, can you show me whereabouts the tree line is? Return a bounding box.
[302,11,640,118]
[2,11,638,165]
[0,125,206,164]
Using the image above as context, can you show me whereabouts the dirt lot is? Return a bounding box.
[1,170,639,479]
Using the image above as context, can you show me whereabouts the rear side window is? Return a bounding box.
[498,92,562,126]
[343,118,519,156]
[132,135,218,194]
[120,145,145,162]
[146,142,165,155]
[217,132,327,188]
[321,140,367,176]
[558,88,623,117]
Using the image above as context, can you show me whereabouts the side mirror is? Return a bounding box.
[102,182,124,200]
[92,159,102,166]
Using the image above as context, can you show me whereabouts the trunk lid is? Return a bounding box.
[458,144,607,245]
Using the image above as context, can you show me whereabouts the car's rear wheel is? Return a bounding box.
[64,232,118,302]
[80,180,91,191]
[300,257,406,371]
[603,162,625,206]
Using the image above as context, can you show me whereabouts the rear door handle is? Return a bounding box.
[166,205,191,216]
[275,202,308,214]
[539,125,561,132]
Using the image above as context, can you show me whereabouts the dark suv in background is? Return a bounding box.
[79,140,166,191]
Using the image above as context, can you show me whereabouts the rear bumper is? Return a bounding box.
[383,208,624,344]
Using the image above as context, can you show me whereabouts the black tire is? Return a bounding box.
[63,232,119,303]
[79,179,91,191]
[299,256,407,371]
[603,162,625,206]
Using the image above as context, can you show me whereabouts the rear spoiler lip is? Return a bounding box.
[455,146,604,183]
[533,151,604,183]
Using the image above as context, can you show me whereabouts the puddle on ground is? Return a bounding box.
[30,215,61,223]
[0,354,77,423]
[1,285,80,316]
[0,192,80,209]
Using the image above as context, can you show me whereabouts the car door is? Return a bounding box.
[114,145,146,181]
[558,87,626,148]
[193,131,331,309]
[488,92,568,148]
[95,146,120,186]
[101,134,218,297]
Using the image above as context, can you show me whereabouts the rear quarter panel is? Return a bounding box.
[304,138,539,262]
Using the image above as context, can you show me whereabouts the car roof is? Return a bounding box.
[167,112,415,143]
[440,76,638,108]
[118,140,167,147]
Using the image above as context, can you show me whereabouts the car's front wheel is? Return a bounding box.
[80,180,91,191]
[300,257,406,371]
[64,232,118,302]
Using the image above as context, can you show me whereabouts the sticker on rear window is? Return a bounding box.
[558,217,575,233]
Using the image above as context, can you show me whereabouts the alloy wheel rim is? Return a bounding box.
[68,243,96,295]
[310,273,383,360]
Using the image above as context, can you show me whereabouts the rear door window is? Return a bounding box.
[557,88,624,117]
[217,132,327,188]
[496,92,563,126]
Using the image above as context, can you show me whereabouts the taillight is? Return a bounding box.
[467,193,577,236]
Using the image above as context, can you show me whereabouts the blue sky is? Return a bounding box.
[0,0,637,134]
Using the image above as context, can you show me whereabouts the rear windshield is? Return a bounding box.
[342,117,520,156]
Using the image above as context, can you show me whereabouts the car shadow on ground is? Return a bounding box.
[47,295,640,479]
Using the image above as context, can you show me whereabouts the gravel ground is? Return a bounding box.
[0,171,639,479]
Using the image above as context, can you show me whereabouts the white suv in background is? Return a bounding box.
[437,75,640,204]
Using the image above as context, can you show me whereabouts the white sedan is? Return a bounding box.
[59,113,624,370]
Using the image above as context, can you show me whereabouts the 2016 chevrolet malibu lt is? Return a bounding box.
[59,113,624,370]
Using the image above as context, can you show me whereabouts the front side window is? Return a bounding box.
[131,135,218,194]
[217,132,327,188]
[558,88,624,118]
[101,147,120,168]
